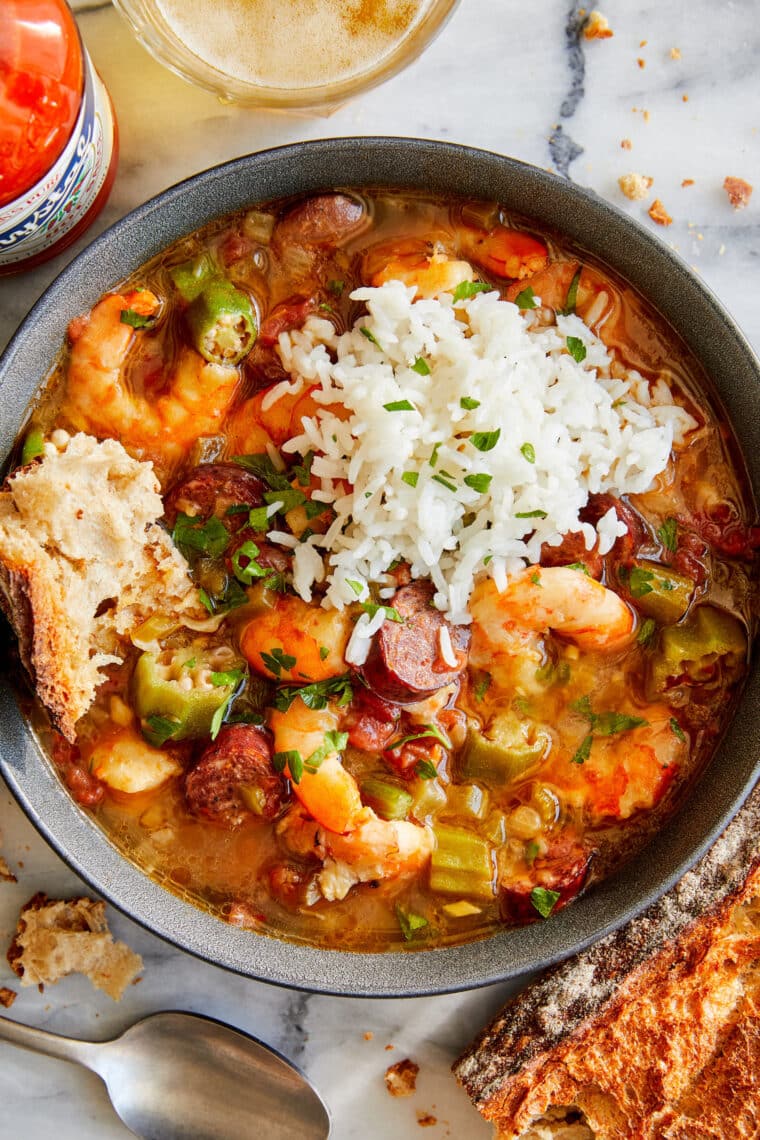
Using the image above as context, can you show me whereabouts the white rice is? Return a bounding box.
[265,281,698,623]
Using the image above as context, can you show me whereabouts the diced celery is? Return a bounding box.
[430,824,494,899]
[441,782,490,822]
[360,777,413,821]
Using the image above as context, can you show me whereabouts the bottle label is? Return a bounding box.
[0,47,115,267]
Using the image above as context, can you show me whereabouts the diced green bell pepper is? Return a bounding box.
[459,712,550,786]
[186,278,257,366]
[647,605,746,695]
[133,649,242,743]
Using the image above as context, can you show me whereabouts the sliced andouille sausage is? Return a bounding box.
[500,832,593,925]
[258,295,317,347]
[362,580,470,704]
[274,193,365,248]
[163,463,265,530]
[539,493,647,578]
[185,724,283,827]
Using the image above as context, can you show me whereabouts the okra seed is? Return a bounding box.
[507,805,543,839]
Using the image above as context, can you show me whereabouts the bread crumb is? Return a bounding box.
[7,893,143,1001]
[643,110,651,122]
[639,39,647,48]
[670,47,682,59]
[618,173,653,201]
[0,854,16,882]
[385,1058,419,1097]
[417,1112,438,1127]
[637,58,646,69]
[583,10,613,39]
[648,199,673,226]
[681,179,695,188]
[620,139,632,150]
[364,1031,374,1041]
[0,986,17,1008]
[723,176,753,210]
[682,94,689,102]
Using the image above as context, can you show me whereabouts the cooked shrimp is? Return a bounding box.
[371,246,475,300]
[268,703,363,833]
[241,594,353,683]
[63,291,240,460]
[470,567,634,662]
[554,707,685,821]
[277,804,435,901]
[458,225,548,280]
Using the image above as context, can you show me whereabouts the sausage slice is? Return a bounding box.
[362,580,470,703]
[185,724,283,827]
[164,464,265,530]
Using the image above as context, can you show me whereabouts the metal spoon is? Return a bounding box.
[0,1009,330,1139]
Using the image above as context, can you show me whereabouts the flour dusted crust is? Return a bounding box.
[7,892,143,1001]
[455,784,760,1139]
[0,432,205,740]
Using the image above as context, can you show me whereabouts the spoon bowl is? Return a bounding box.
[0,1010,330,1139]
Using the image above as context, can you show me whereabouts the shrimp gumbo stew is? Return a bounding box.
[4,188,758,951]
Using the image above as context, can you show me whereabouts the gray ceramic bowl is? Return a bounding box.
[1,139,759,996]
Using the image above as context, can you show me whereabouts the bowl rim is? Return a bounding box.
[1,137,759,997]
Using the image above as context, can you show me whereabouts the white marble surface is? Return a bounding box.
[1,2,759,1137]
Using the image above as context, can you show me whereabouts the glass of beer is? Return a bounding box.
[113,0,460,111]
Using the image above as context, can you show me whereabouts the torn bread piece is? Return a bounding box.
[7,893,143,1001]
[0,853,16,882]
[455,784,760,1139]
[0,432,205,741]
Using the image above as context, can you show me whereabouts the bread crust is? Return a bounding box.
[455,784,760,1139]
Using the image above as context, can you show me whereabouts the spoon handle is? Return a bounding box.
[0,1014,97,1070]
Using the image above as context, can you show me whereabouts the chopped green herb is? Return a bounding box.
[210,691,234,740]
[301,730,349,775]
[566,335,587,363]
[225,504,250,517]
[463,473,492,494]
[628,566,655,598]
[395,905,428,941]
[516,509,548,519]
[260,647,297,677]
[231,452,290,490]
[514,286,537,310]
[210,667,245,688]
[594,711,648,736]
[530,570,541,585]
[304,499,331,521]
[429,442,441,468]
[411,356,431,375]
[347,578,365,597]
[460,396,481,410]
[318,301,336,315]
[292,450,314,487]
[474,673,492,702]
[559,266,582,315]
[319,646,329,661]
[657,517,679,552]
[670,716,687,743]
[611,397,627,409]
[388,722,452,752]
[415,759,439,780]
[525,840,540,866]
[383,399,415,412]
[273,673,354,713]
[262,571,289,594]
[470,429,501,452]
[566,562,590,575]
[248,506,270,531]
[144,714,181,746]
[401,471,419,488]
[520,442,536,463]
[273,749,304,783]
[198,587,214,615]
[359,602,404,623]
[263,487,307,514]
[452,280,491,302]
[231,540,268,584]
[328,279,344,297]
[571,733,593,765]
[432,472,457,492]
[637,617,657,646]
[120,308,155,329]
[183,657,197,670]
[360,326,384,350]
[530,886,561,919]
[172,512,229,560]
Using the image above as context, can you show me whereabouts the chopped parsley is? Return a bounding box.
[401,471,419,488]
[628,566,657,598]
[460,396,481,410]
[566,335,587,363]
[470,428,501,452]
[395,905,428,941]
[359,601,404,623]
[530,887,561,919]
[571,733,593,765]
[474,672,492,702]
[670,717,687,743]
[273,673,354,713]
[360,326,384,350]
[388,722,452,753]
[347,578,365,597]
[210,666,245,688]
[273,730,348,785]
[260,647,297,677]
[516,509,548,519]
[143,714,181,746]
[570,695,648,763]
[263,487,307,514]
[232,452,291,491]
[429,442,441,468]
[520,442,536,463]
[231,540,268,584]
[319,646,329,661]
[657,517,679,552]
[637,617,657,646]
[292,450,314,487]
[463,473,492,494]
[566,562,590,575]
[328,278,344,296]
[415,758,439,780]
[383,399,415,412]
[514,286,537,310]
[172,512,229,560]
[530,570,541,586]
[247,506,270,531]
[432,472,457,492]
[559,266,582,315]
[411,356,431,375]
[452,280,491,302]
[120,307,156,329]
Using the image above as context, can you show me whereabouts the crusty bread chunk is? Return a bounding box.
[0,432,204,741]
[7,892,142,1001]
[455,785,760,1139]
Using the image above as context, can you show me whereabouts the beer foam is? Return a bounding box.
[156,0,432,91]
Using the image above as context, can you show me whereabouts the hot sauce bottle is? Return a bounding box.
[0,0,118,274]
